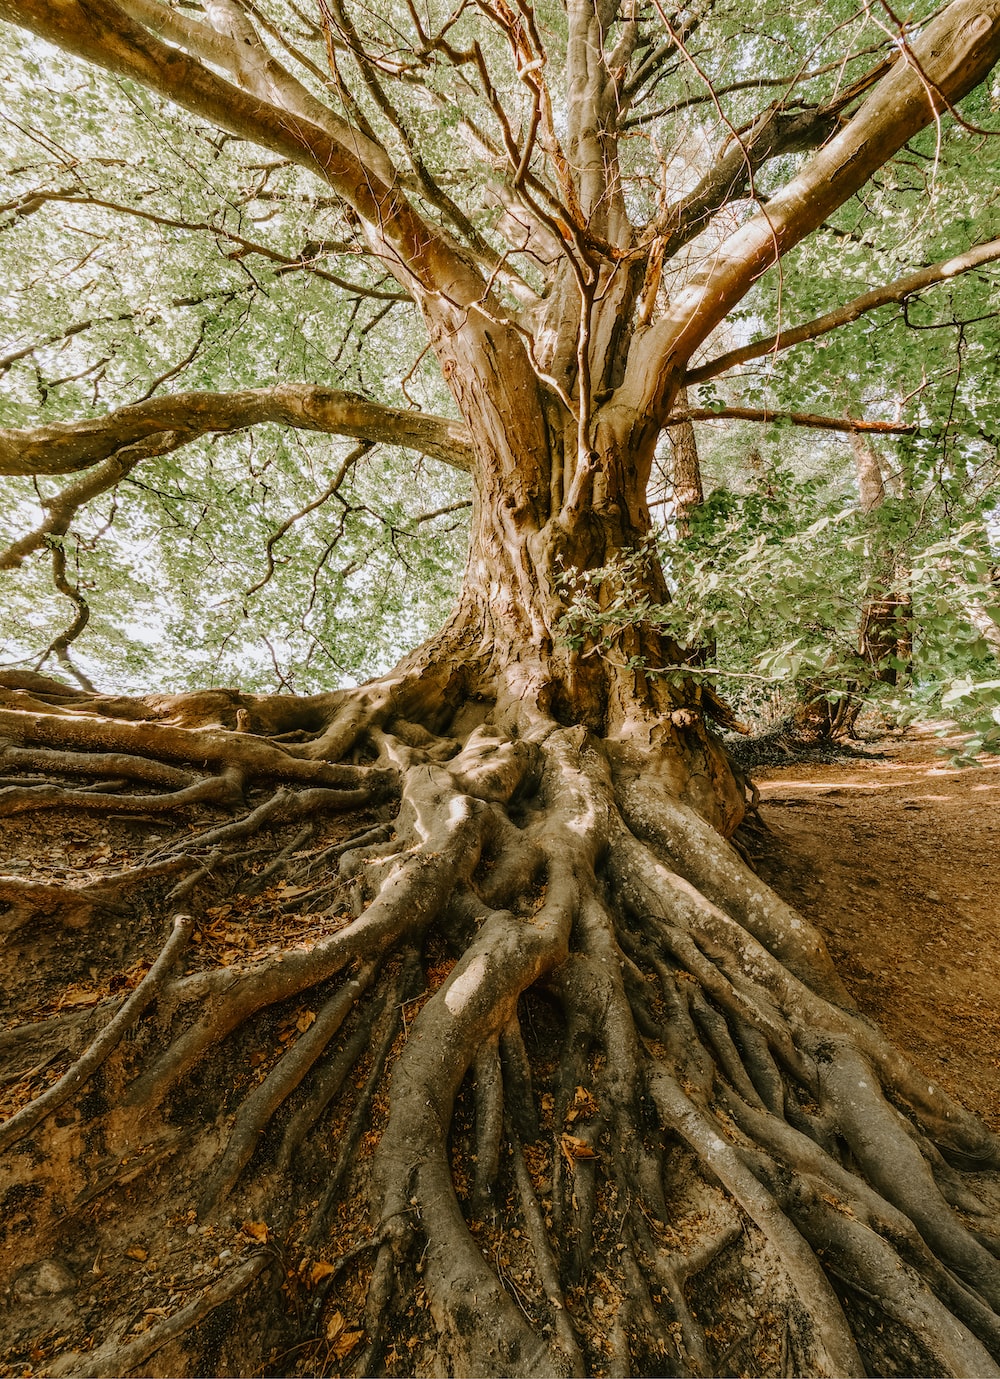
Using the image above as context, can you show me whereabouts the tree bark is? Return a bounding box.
[3,3,1000,1376]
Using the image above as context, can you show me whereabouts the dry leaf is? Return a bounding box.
[560,1133,598,1165]
[325,1310,346,1343]
[566,1086,599,1123]
[58,986,102,1009]
[296,1010,317,1033]
[124,1246,148,1262]
[333,1329,364,1360]
[310,1261,337,1285]
[242,1220,269,1242]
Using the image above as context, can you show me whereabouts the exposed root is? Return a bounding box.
[0,741,199,788]
[0,913,193,1155]
[0,771,244,818]
[2,674,1000,1379]
[46,1254,276,1379]
[198,960,379,1214]
[512,1137,584,1371]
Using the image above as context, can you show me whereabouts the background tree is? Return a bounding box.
[673,99,1000,743]
[3,2,1000,1376]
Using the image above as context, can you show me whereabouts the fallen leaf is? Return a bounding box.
[310,1261,337,1285]
[560,1133,598,1165]
[333,1329,364,1359]
[324,1312,363,1357]
[566,1094,598,1125]
[296,1010,317,1033]
[125,1246,148,1262]
[242,1220,269,1242]
[58,986,102,1009]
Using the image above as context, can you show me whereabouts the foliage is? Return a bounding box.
[0,26,469,690]
[1,0,998,716]
[562,427,1000,749]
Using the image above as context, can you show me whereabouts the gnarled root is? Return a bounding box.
[1,671,999,1378]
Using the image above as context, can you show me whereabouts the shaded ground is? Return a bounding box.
[3,717,1000,1376]
[752,723,1000,1129]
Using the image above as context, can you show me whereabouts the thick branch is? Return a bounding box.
[0,431,181,570]
[611,0,1000,427]
[688,235,1000,384]
[0,384,473,478]
[0,0,485,308]
[656,100,851,259]
[114,0,399,189]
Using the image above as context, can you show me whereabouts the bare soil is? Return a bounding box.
[752,723,1000,1130]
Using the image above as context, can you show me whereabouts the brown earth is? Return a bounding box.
[751,724,1000,1131]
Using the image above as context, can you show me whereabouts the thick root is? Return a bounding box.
[1,673,999,1378]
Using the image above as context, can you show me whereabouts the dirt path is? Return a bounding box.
[751,724,1000,1130]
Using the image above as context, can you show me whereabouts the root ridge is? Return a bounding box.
[2,682,1000,1378]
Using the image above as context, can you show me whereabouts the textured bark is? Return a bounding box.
[3,650,1000,1379]
[4,3,1000,1375]
[0,385,473,479]
[666,390,705,541]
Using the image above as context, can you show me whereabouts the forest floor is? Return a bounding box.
[2,721,1000,1378]
[751,722,1000,1131]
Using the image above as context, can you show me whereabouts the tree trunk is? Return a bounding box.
[664,393,718,672]
[4,3,1000,1374]
[3,422,1000,1378]
[853,431,912,696]
[796,432,912,739]
[667,390,705,540]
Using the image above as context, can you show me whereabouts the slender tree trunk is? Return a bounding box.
[797,431,912,739]
[664,392,718,671]
[854,430,911,692]
[667,389,705,539]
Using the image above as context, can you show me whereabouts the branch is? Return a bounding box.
[320,0,508,281]
[652,53,900,263]
[114,0,399,189]
[624,42,893,124]
[611,0,1000,427]
[655,103,844,259]
[667,407,916,435]
[687,235,1000,384]
[243,440,370,597]
[10,189,410,301]
[0,384,474,478]
[0,311,134,375]
[0,0,486,308]
[0,430,182,570]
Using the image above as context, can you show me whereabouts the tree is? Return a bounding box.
[3,2,1000,1375]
